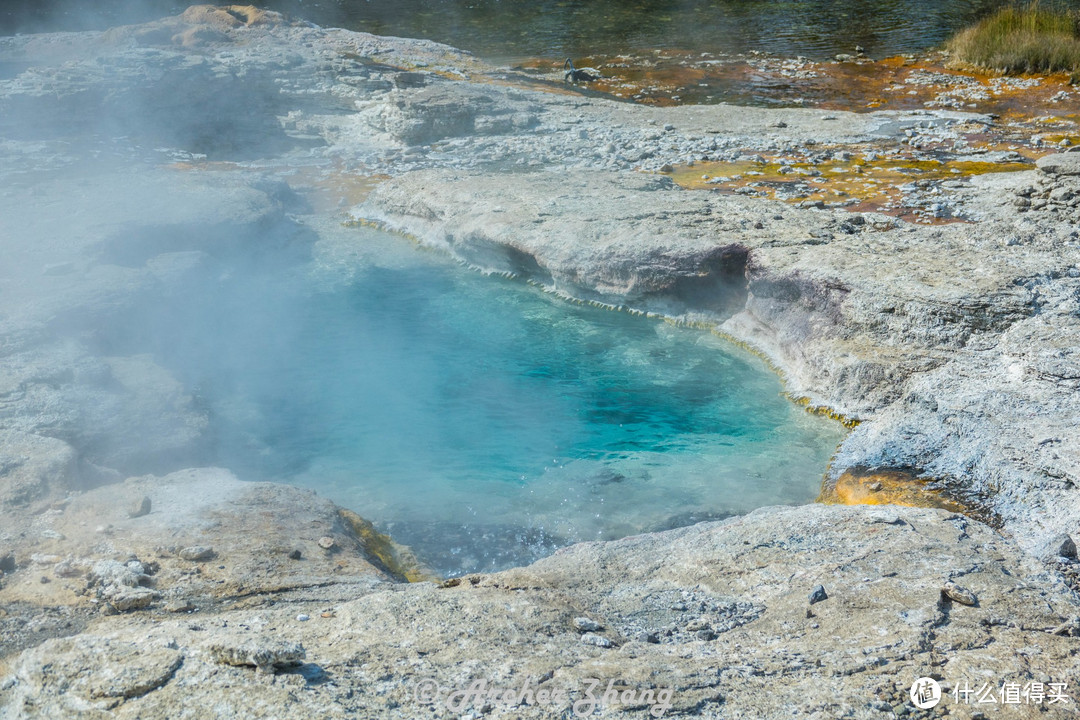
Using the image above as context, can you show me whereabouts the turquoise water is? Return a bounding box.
[122,225,845,576]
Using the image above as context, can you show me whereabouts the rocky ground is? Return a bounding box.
[1,5,1079,718]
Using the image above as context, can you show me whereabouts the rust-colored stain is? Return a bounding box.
[819,468,968,513]
[512,52,1078,224]
[517,50,1079,120]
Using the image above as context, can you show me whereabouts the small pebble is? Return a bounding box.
[317,537,336,550]
[296,614,310,622]
[808,585,828,605]
[942,581,977,606]
[287,549,302,560]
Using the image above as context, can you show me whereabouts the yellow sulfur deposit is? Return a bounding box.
[819,468,967,512]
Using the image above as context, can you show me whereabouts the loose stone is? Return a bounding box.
[129,496,152,519]
[942,581,977,606]
[808,585,828,605]
[317,537,336,550]
[580,633,612,648]
[110,589,159,611]
[53,559,81,577]
[1042,534,1077,561]
[208,639,306,674]
[572,616,603,632]
[179,546,215,562]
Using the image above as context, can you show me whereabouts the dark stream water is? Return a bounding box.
[0,0,1035,61]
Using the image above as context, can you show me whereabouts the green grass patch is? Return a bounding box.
[948,2,1080,75]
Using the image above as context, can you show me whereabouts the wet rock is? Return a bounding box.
[178,546,215,562]
[207,638,306,673]
[808,585,828,605]
[942,581,977,606]
[129,495,152,518]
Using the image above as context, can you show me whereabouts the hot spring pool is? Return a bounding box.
[114,222,846,576]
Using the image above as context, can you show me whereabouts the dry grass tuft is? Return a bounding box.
[948,2,1080,76]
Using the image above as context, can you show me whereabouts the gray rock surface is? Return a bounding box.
[3,505,1079,718]
[1037,151,1080,176]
